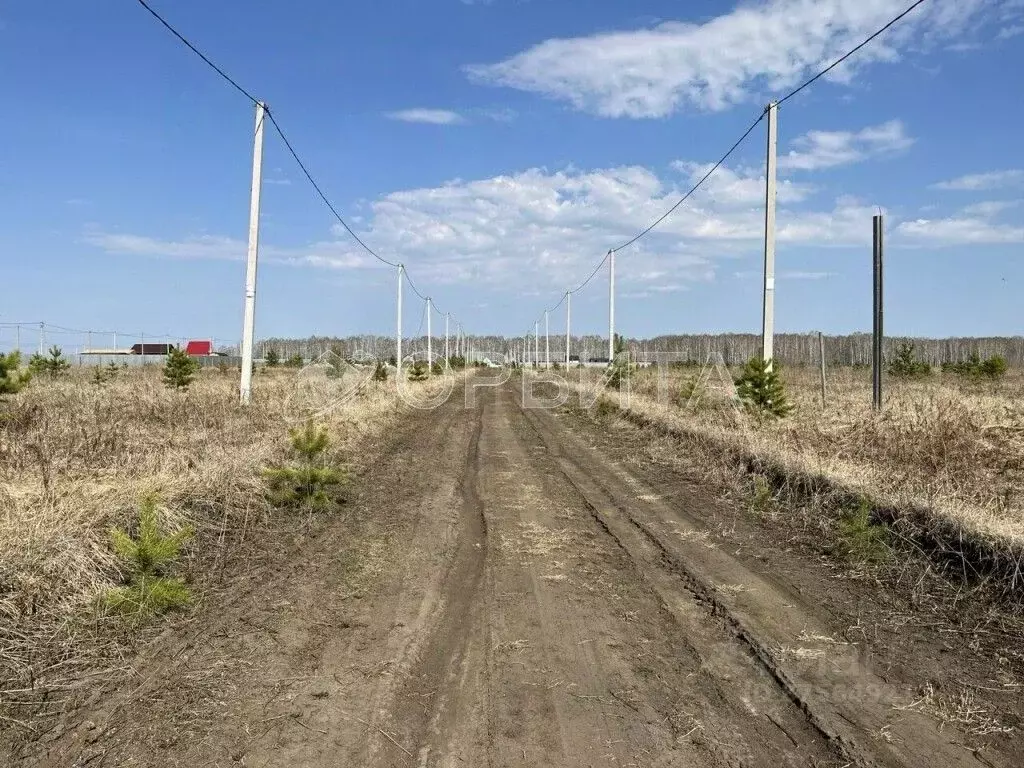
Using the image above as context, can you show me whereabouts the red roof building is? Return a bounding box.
[185,340,214,357]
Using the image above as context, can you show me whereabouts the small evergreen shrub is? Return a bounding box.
[734,357,793,418]
[943,352,1008,381]
[888,343,931,378]
[835,501,890,563]
[285,353,305,368]
[263,421,348,511]
[431,361,443,376]
[29,346,70,378]
[104,494,194,619]
[264,348,281,368]
[0,351,31,394]
[163,346,200,390]
[407,361,429,382]
[372,361,388,382]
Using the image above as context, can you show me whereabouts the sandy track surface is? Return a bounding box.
[26,381,1016,767]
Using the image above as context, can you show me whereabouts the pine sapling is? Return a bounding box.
[372,361,388,382]
[263,421,348,511]
[163,346,200,390]
[104,494,194,619]
[734,357,793,418]
[0,351,31,395]
[408,361,429,382]
[265,348,281,367]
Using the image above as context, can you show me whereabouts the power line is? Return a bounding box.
[135,2,416,275]
[134,0,259,105]
[613,112,764,253]
[777,0,930,106]
[571,251,611,295]
[266,111,400,269]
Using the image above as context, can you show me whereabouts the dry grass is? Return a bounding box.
[557,364,1024,578]
[0,365,458,738]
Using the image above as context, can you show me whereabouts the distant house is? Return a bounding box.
[131,343,173,356]
[186,340,214,357]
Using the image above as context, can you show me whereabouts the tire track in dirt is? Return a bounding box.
[517,391,1010,768]
[387,390,489,765]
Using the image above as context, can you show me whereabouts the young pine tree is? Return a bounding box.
[408,361,429,382]
[163,347,200,390]
[735,357,793,418]
[0,351,31,394]
[105,494,194,619]
[263,421,348,511]
[29,346,70,378]
[372,361,388,382]
[265,348,281,368]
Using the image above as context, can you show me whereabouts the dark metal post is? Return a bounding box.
[872,215,884,410]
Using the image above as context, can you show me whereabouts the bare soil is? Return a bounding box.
[17,380,1023,767]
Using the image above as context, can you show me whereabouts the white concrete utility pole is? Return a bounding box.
[534,321,539,368]
[396,264,403,375]
[239,101,267,405]
[761,101,778,370]
[608,250,616,363]
[427,297,433,370]
[544,310,550,368]
[445,312,450,369]
[565,292,571,366]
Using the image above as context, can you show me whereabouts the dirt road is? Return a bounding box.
[29,379,1018,767]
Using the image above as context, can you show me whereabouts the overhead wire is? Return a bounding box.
[134,0,446,308]
[134,0,259,105]
[776,0,930,106]
[525,0,934,330]
[266,111,400,269]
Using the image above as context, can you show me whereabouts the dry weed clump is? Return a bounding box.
[563,364,1024,573]
[0,364,459,743]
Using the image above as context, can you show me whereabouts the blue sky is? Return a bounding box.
[1,0,1022,352]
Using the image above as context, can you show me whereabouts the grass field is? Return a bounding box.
[0,364,455,727]
[560,362,1024,577]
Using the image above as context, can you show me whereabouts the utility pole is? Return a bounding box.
[761,101,778,370]
[608,250,616,363]
[544,310,550,368]
[565,292,571,366]
[239,100,267,405]
[15,324,20,354]
[396,264,403,374]
[427,297,433,370]
[872,215,884,411]
[445,312,450,369]
[534,321,539,369]
[39,322,45,356]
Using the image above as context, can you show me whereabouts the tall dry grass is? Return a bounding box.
[562,364,1024,567]
[0,364,458,737]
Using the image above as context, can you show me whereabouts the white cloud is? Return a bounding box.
[898,217,1024,243]
[385,108,466,125]
[961,200,1021,218]
[87,157,1021,297]
[930,169,1024,191]
[83,232,379,270]
[467,0,1011,117]
[779,120,914,171]
[898,198,1024,244]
